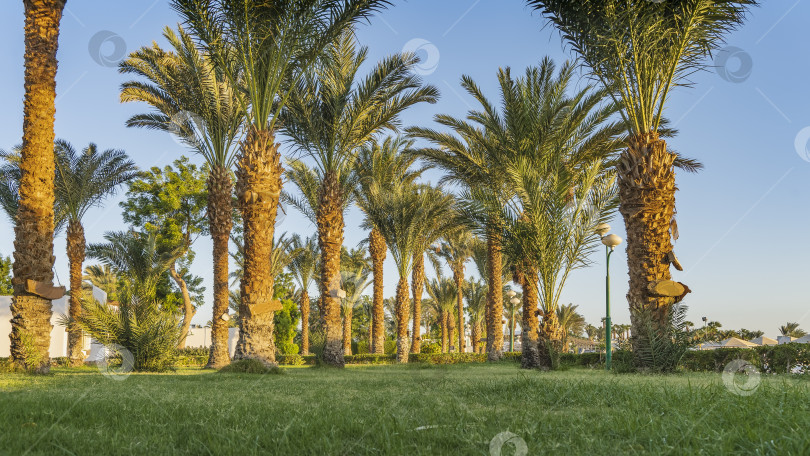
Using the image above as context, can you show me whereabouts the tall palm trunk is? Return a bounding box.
[300,290,310,355]
[453,266,465,353]
[447,310,456,353]
[394,276,410,363]
[410,253,425,353]
[618,133,678,353]
[207,165,233,368]
[10,0,65,373]
[342,303,353,356]
[519,268,541,369]
[66,220,85,366]
[471,321,480,354]
[169,262,194,349]
[440,310,448,353]
[368,228,386,354]
[233,127,281,365]
[318,170,345,367]
[485,232,504,360]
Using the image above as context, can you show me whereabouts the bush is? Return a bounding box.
[355,341,370,355]
[384,340,397,354]
[344,354,396,365]
[274,298,300,355]
[408,353,487,364]
[219,359,284,374]
[61,294,181,372]
[276,353,306,366]
[420,342,441,354]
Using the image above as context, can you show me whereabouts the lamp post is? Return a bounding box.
[506,290,519,352]
[595,223,622,371]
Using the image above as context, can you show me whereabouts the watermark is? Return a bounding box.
[489,431,528,456]
[167,110,207,149]
[714,46,753,83]
[722,359,761,396]
[402,38,440,76]
[794,126,810,162]
[88,30,127,68]
[646,0,665,3]
[96,343,134,381]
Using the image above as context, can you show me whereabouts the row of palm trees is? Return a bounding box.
[6,0,758,372]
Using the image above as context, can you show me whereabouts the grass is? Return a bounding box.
[1,364,808,455]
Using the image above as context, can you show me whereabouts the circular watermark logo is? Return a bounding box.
[489,431,528,456]
[97,343,134,381]
[794,126,810,162]
[88,30,127,68]
[402,38,440,76]
[722,359,761,396]
[714,46,753,83]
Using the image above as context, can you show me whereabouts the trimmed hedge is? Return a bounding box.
[679,344,810,374]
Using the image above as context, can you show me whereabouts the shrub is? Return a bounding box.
[355,341,370,355]
[420,342,441,354]
[219,359,284,374]
[632,304,693,372]
[274,298,300,355]
[344,354,396,365]
[384,340,397,354]
[61,293,181,372]
[408,353,487,364]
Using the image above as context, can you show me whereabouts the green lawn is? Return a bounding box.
[1,364,808,455]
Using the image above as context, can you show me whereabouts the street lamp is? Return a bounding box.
[596,224,622,371]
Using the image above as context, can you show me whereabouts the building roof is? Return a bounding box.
[720,337,759,348]
[750,336,778,346]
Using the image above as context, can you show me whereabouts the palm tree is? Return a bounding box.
[279,31,437,366]
[354,136,426,354]
[83,264,119,304]
[287,234,319,355]
[9,0,66,372]
[779,322,806,338]
[339,247,372,355]
[426,275,457,354]
[119,25,244,368]
[172,0,391,366]
[409,104,512,361]
[434,230,475,353]
[528,0,758,361]
[364,182,455,362]
[464,279,488,354]
[556,304,586,352]
[53,140,137,365]
[87,231,182,301]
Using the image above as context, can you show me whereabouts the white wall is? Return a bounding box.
[1,286,107,358]
[184,326,239,357]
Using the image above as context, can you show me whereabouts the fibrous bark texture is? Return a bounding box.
[369,228,386,354]
[317,170,345,367]
[207,165,233,368]
[233,127,281,365]
[485,233,504,360]
[410,253,425,354]
[618,133,678,357]
[395,277,410,363]
[11,0,66,373]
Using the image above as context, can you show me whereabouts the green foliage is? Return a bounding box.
[274,297,300,355]
[421,342,441,354]
[0,254,11,295]
[277,354,317,366]
[632,304,694,373]
[63,293,182,372]
[219,359,285,375]
[528,0,759,136]
[384,340,397,355]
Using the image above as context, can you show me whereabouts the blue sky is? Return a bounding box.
[1,1,808,337]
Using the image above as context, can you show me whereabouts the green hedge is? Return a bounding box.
[679,344,810,374]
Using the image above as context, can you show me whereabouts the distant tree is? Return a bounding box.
[119,157,207,348]
[779,322,806,338]
[82,264,120,303]
[0,255,12,295]
[557,304,586,350]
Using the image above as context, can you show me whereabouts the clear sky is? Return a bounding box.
[1,1,808,338]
